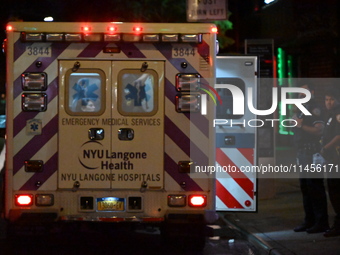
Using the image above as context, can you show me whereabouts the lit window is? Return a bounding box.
[66,71,105,116]
[118,70,158,116]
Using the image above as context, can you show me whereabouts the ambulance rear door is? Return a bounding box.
[58,60,164,190]
[215,56,258,212]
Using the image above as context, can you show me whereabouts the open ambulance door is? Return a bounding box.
[215,56,258,212]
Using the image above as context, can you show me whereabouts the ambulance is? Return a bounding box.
[3,22,217,245]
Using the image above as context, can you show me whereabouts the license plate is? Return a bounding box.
[97,197,125,211]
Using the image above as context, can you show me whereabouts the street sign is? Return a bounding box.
[187,0,228,22]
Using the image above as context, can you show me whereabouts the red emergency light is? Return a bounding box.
[6,25,13,31]
[81,26,92,33]
[15,194,33,206]
[107,26,117,33]
[133,26,143,33]
[188,195,207,207]
[211,27,218,33]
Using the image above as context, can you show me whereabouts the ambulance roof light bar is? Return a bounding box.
[7,22,216,35]
[19,22,204,43]
[20,32,203,43]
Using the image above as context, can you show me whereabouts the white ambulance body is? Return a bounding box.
[4,22,217,241]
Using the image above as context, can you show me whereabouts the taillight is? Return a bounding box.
[15,194,33,206]
[188,195,207,207]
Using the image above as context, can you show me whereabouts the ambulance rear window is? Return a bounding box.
[66,71,105,116]
[118,70,158,116]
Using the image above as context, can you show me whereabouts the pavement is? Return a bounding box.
[222,147,340,255]
[1,146,339,254]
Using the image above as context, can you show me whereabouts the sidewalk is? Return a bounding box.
[223,147,340,255]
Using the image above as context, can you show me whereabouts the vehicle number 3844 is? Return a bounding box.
[26,45,52,57]
[172,47,196,58]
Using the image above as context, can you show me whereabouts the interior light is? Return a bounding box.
[15,194,33,206]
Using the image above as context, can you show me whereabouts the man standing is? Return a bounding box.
[293,84,329,234]
[321,89,340,237]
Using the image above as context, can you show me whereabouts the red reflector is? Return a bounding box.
[188,195,207,207]
[15,194,33,206]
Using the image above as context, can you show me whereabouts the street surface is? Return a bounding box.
[0,219,259,255]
